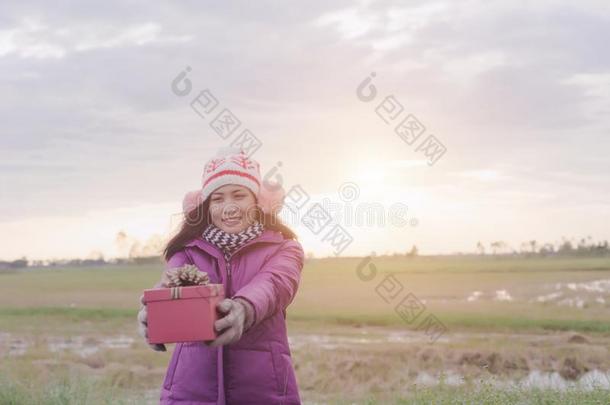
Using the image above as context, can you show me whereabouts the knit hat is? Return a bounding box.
[201,146,261,202]
[182,147,285,215]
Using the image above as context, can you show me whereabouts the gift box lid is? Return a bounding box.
[144,284,224,303]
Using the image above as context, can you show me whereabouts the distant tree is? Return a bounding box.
[133,256,163,265]
[529,240,538,254]
[129,241,142,258]
[87,250,104,261]
[476,241,485,255]
[558,238,573,254]
[539,243,555,256]
[11,257,28,268]
[519,242,529,254]
[407,245,418,258]
[490,241,507,255]
[576,238,590,255]
[115,230,131,258]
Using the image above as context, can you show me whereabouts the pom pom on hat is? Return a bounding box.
[257,180,286,215]
[182,189,203,213]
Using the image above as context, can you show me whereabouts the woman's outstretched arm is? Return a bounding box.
[232,240,305,329]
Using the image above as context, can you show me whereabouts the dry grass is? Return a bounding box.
[1,256,610,403]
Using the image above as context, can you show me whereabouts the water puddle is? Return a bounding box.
[288,330,451,349]
[413,369,610,390]
[463,278,610,308]
[0,332,134,357]
[466,289,513,302]
[48,335,134,356]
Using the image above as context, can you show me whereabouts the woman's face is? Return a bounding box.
[209,184,258,233]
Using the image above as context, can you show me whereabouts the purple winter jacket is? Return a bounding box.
[157,228,305,405]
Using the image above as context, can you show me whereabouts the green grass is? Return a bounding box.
[332,388,610,405]
[0,307,135,320]
[0,307,136,334]
[1,373,609,405]
[396,383,610,404]
[2,256,610,334]
[289,312,610,334]
[0,375,147,405]
[2,305,609,335]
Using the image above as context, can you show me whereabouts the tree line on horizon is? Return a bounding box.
[475,236,610,257]
[2,236,609,270]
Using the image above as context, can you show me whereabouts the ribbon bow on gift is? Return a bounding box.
[163,265,211,299]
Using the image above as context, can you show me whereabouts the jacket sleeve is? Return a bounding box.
[232,239,305,328]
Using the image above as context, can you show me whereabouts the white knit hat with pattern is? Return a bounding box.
[200,147,261,202]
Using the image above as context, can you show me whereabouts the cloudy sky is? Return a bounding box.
[1,0,609,260]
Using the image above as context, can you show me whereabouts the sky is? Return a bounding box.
[1,0,609,260]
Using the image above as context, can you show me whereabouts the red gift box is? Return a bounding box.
[143,284,225,344]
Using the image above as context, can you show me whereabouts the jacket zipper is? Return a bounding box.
[226,258,232,298]
[223,239,263,299]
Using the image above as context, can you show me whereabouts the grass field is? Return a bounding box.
[1,255,610,404]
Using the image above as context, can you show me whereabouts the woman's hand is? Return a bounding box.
[137,294,167,352]
[206,298,254,347]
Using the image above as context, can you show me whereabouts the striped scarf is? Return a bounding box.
[202,221,265,262]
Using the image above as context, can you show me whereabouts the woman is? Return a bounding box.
[137,147,304,404]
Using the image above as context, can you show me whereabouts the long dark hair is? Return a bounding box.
[163,196,297,262]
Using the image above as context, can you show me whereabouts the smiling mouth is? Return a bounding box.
[222,217,242,224]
